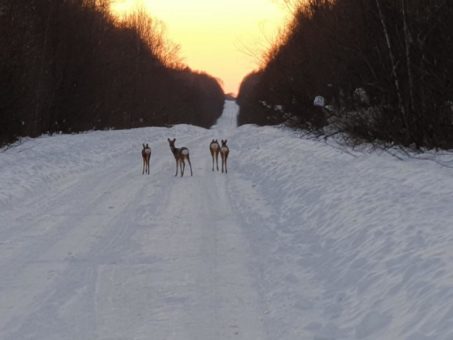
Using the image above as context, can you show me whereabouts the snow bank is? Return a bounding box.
[229,124,453,339]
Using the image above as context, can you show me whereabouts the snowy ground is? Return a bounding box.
[2,101,453,339]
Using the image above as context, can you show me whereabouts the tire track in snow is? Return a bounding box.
[0,139,172,339]
[95,138,266,340]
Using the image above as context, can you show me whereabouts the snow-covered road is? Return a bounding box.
[0,102,267,339]
[2,101,453,339]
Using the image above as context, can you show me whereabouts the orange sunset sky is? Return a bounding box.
[110,0,291,95]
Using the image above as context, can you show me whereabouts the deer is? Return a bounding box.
[220,139,229,174]
[209,139,220,171]
[141,143,151,175]
[168,138,193,177]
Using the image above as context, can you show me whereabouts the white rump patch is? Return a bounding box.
[211,144,219,150]
[144,149,151,155]
[181,149,189,156]
[221,147,228,153]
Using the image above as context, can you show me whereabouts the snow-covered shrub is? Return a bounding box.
[313,96,326,107]
[353,88,370,105]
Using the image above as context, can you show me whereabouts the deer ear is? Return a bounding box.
[167,138,170,142]
[225,139,227,144]
[143,143,145,148]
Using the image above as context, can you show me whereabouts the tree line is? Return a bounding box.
[237,0,453,149]
[0,0,224,146]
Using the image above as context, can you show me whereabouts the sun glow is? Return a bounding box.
[110,0,289,95]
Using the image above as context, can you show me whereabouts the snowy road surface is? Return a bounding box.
[2,101,453,339]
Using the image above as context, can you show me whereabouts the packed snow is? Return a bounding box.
[1,101,453,339]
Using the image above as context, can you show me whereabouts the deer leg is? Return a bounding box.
[221,156,224,173]
[215,152,219,171]
[180,160,185,177]
[142,158,145,175]
[225,156,228,174]
[187,156,193,176]
[211,151,214,171]
[175,159,179,176]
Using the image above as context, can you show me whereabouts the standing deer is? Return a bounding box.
[141,143,151,175]
[168,138,193,177]
[220,139,229,174]
[209,139,220,171]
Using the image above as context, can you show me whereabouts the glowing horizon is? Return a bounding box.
[110,0,290,95]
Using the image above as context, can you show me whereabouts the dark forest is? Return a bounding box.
[237,0,453,149]
[0,0,225,146]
